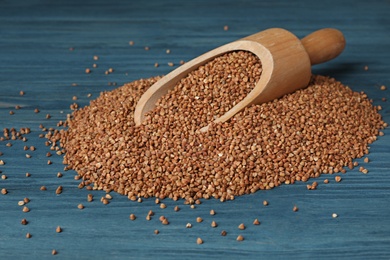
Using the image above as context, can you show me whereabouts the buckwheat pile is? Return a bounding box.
[49,51,385,203]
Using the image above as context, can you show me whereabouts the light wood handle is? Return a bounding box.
[301,28,346,65]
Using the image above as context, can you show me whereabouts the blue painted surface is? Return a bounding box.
[0,0,389,259]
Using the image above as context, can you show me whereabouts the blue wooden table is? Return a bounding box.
[1,0,389,259]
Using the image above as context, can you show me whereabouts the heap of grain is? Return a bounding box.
[48,51,386,202]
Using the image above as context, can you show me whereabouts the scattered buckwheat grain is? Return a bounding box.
[55,186,63,195]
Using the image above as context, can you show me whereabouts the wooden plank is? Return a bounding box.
[0,0,389,258]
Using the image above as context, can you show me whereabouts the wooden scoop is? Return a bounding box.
[134,28,345,131]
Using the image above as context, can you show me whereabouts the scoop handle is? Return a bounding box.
[301,28,346,65]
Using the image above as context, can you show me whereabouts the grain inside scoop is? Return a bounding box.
[134,28,346,131]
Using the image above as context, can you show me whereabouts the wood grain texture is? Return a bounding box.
[136,28,343,129]
[0,0,389,259]
[135,28,345,130]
